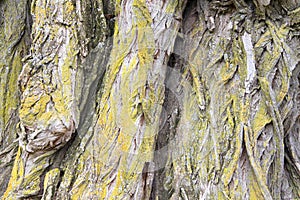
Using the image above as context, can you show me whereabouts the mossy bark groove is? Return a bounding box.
[1,0,300,199]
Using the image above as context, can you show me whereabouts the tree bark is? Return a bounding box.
[1,0,300,199]
[0,0,32,196]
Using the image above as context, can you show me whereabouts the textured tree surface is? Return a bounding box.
[1,0,300,199]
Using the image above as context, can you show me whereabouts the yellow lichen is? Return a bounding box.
[3,147,24,199]
[65,1,74,13]
[252,100,272,138]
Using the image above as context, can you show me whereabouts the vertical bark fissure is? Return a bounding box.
[151,52,183,199]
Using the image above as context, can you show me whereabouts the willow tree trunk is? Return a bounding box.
[1,0,300,199]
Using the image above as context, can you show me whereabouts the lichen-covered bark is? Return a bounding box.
[54,0,186,199]
[0,0,31,197]
[2,0,112,199]
[152,0,300,199]
[1,0,300,199]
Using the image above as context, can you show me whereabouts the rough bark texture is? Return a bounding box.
[0,0,300,199]
[0,0,32,197]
